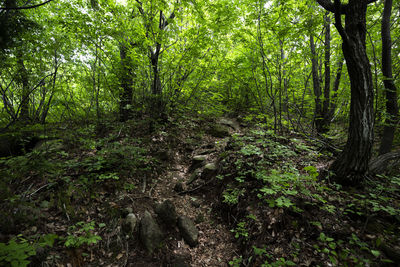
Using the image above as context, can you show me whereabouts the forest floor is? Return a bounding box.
[0,114,399,266]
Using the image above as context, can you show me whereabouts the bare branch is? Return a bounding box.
[0,0,54,10]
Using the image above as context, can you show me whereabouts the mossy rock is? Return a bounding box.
[207,124,230,138]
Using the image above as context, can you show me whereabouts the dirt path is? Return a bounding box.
[150,132,239,266]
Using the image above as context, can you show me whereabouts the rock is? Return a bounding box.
[122,213,138,233]
[121,207,133,218]
[217,118,240,131]
[174,182,184,193]
[207,124,230,138]
[190,155,206,171]
[139,211,164,253]
[155,200,177,227]
[186,169,201,185]
[202,163,218,179]
[178,216,199,247]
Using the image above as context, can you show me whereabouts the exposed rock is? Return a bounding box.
[178,216,199,247]
[202,162,218,179]
[155,200,177,226]
[217,118,240,131]
[190,155,206,171]
[186,169,201,185]
[122,213,138,233]
[139,211,164,253]
[207,124,230,138]
[121,207,133,218]
[174,182,184,193]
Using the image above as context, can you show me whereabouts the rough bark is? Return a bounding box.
[379,0,399,155]
[317,0,375,186]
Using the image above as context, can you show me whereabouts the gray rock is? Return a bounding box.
[123,213,138,233]
[208,124,230,138]
[190,155,206,171]
[217,118,240,131]
[155,200,177,226]
[202,163,218,179]
[139,211,164,253]
[178,216,199,247]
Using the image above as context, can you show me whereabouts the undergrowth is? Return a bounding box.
[217,124,400,266]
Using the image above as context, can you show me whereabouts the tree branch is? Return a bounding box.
[316,0,347,14]
[0,0,54,10]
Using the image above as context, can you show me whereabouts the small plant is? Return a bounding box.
[0,234,58,267]
[223,187,245,205]
[231,221,249,239]
[0,237,36,267]
[229,256,243,267]
[64,221,102,248]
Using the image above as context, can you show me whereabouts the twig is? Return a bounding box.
[178,179,214,195]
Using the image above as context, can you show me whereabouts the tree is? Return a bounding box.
[378,0,399,155]
[316,0,376,185]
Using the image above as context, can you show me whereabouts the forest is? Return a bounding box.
[0,0,399,266]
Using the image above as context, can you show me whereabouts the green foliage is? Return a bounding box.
[64,221,102,248]
[0,237,36,267]
[222,187,245,205]
[0,234,58,267]
[231,221,249,239]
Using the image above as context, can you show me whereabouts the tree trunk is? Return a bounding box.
[119,42,133,122]
[328,0,375,186]
[322,12,331,132]
[379,0,399,155]
[310,34,323,133]
[329,58,343,120]
[17,49,29,122]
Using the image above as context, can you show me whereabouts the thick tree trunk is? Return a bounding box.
[379,0,399,155]
[328,0,375,186]
[119,43,133,122]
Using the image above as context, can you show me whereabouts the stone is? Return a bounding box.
[217,118,240,131]
[202,163,218,179]
[122,213,138,233]
[207,124,230,138]
[139,211,164,253]
[155,200,177,227]
[190,155,206,171]
[174,182,184,193]
[177,216,199,247]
